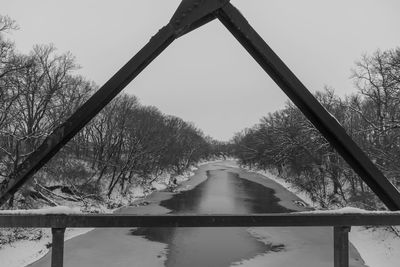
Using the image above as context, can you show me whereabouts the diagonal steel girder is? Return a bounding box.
[1,0,400,210]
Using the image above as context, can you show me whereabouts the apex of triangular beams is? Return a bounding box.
[170,0,230,34]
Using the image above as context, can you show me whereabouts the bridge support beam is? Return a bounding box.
[51,228,66,267]
[334,226,351,267]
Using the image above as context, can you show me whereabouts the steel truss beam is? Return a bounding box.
[1,0,400,210]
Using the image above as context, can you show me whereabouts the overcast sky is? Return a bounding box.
[2,1,400,141]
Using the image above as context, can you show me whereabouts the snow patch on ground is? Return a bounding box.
[176,167,197,183]
[0,227,94,267]
[151,181,168,191]
[0,238,50,267]
[197,159,221,166]
[198,158,235,166]
[350,226,400,267]
[107,185,147,209]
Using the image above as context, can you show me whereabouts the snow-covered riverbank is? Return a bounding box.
[245,167,400,267]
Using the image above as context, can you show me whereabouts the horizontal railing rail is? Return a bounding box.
[1,213,400,267]
[1,213,400,228]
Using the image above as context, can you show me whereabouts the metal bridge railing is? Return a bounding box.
[1,212,400,267]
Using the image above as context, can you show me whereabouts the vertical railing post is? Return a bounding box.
[51,228,66,267]
[334,226,351,267]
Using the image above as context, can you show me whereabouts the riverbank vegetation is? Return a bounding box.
[233,47,400,210]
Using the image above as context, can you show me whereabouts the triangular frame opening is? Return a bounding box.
[2,0,400,210]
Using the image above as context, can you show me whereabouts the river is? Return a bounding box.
[29,160,366,267]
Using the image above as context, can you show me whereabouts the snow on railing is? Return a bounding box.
[0,206,81,215]
[296,206,400,214]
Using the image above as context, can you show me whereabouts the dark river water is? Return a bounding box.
[131,169,292,267]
